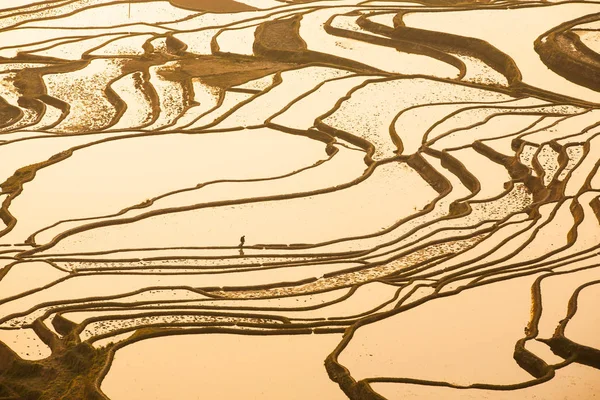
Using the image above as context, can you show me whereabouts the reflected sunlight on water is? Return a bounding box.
[0,0,599,399]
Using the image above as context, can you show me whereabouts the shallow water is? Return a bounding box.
[0,0,599,399]
[102,333,347,400]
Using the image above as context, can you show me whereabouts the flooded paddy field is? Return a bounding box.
[0,0,599,399]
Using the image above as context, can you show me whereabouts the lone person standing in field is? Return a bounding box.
[239,235,245,248]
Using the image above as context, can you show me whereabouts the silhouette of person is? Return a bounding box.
[239,235,245,248]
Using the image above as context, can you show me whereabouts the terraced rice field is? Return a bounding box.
[0,0,599,399]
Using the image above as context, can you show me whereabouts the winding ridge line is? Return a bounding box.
[0,0,599,399]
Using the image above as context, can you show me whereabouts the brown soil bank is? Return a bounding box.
[0,340,111,400]
[253,16,379,73]
[158,55,296,89]
[535,31,600,92]
[169,0,257,12]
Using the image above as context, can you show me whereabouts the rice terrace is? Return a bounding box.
[0,0,599,399]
